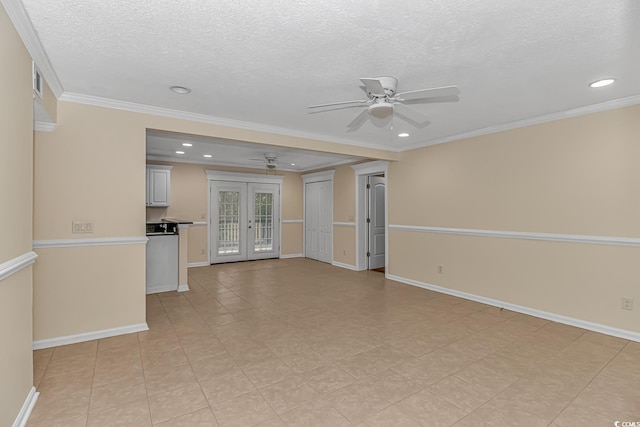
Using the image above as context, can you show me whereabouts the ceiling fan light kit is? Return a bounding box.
[309,76,460,132]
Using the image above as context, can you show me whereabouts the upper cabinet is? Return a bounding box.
[146,165,172,207]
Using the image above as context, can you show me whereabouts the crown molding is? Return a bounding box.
[403,95,640,151]
[1,0,63,97]
[59,92,395,152]
[146,155,299,172]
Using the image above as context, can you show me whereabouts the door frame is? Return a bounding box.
[352,161,389,271]
[206,170,284,264]
[301,170,335,262]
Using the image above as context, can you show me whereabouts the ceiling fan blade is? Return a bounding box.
[395,85,460,101]
[360,78,386,96]
[347,109,370,132]
[308,99,368,109]
[393,103,429,125]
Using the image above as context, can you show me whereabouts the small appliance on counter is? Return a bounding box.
[146,222,179,294]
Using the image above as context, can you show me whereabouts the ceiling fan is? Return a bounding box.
[308,76,459,132]
[249,152,279,170]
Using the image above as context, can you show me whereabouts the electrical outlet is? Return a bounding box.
[72,220,93,233]
[438,265,443,274]
[622,297,633,311]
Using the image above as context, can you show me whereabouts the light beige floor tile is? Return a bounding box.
[279,346,328,373]
[89,375,147,413]
[200,369,257,405]
[303,364,357,396]
[395,389,468,427]
[211,390,278,427]
[280,399,351,426]
[191,352,238,381]
[323,381,390,423]
[86,398,152,427]
[29,392,91,424]
[242,357,294,388]
[148,382,209,424]
[27,414,87,427]
[37,372,93,400]
[260,375,320,414]
[154,407,219,426]
[429,375,498,412]
[360,369,423,403]
[356,404,422,427]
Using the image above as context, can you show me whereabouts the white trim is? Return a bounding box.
[386,274,640,343]
[33,237,148,249]
[34,121,56,132]
[351,160,390,175]
[333,222,356,227]
[0,252,37,282]
[61,92,394,152]
[0,0,64,97]
[178,223,189,229]
[280,253,304,259]
[402,95,640,152]
[177,284,190,292]
[32,323,149,350]
[205,170,284,184]
[354,161,389,271]
[331,261,358,271]
[282,220,304,224]
[301,170,335,184]
[12,386,39,427]
[187,261,210,268]
[191,221,207,226]
[146,164,173,171]
[387,224,640,248]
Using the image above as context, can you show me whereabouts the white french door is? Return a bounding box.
[210,181,280,263]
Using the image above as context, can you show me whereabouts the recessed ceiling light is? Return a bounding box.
[203,154,212,158]
[398,133,410,137]
[170,86,191,94]
[182,143,192,147]
[589,78,615,88]
[175,151,185,154]
[290,163,295,166]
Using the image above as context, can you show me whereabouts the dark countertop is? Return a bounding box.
[160,218,194,224]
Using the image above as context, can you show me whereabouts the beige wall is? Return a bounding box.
[0,3,35,425]
[34,99,383,342]
[388,105,640,333]
[332,164,357,265]
[146,161,304,262]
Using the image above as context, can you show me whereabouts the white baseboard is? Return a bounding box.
[187,262,209,268]
[280,253,304,259]
[12,387,39,427]
[332,261,358,271]
[177,284,190,292]
[32,323,149,350]
[386,274,640,343]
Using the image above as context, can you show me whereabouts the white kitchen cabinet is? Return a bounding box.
[146,165,172,206]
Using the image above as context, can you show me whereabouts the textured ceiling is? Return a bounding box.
[21,0,640,150]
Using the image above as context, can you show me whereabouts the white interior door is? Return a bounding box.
[305,180,332,263]
[211,181,280,264]
[367,176,386,269]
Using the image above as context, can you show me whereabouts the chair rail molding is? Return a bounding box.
[33,237,149,249]
[388,224,640,247]
[0,252,37,282]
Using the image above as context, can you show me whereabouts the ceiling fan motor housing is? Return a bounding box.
[368,102,394,119]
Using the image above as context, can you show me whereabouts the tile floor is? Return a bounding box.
[29,258,640,426]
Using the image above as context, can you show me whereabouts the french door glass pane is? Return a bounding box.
[218,191,240,254]
[254,192,273,252]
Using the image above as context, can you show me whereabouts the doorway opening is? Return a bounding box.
[353,161,389,272]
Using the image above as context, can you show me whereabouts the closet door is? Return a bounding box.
[305,180,332,263]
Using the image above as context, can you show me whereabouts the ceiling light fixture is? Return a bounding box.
[175,151,185,154]
[182,143,192,147]
[589,78,615,88]
[203,154,212,158]
[398,133,410,137]
[170,86,191,94]
[290,163,296,166]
